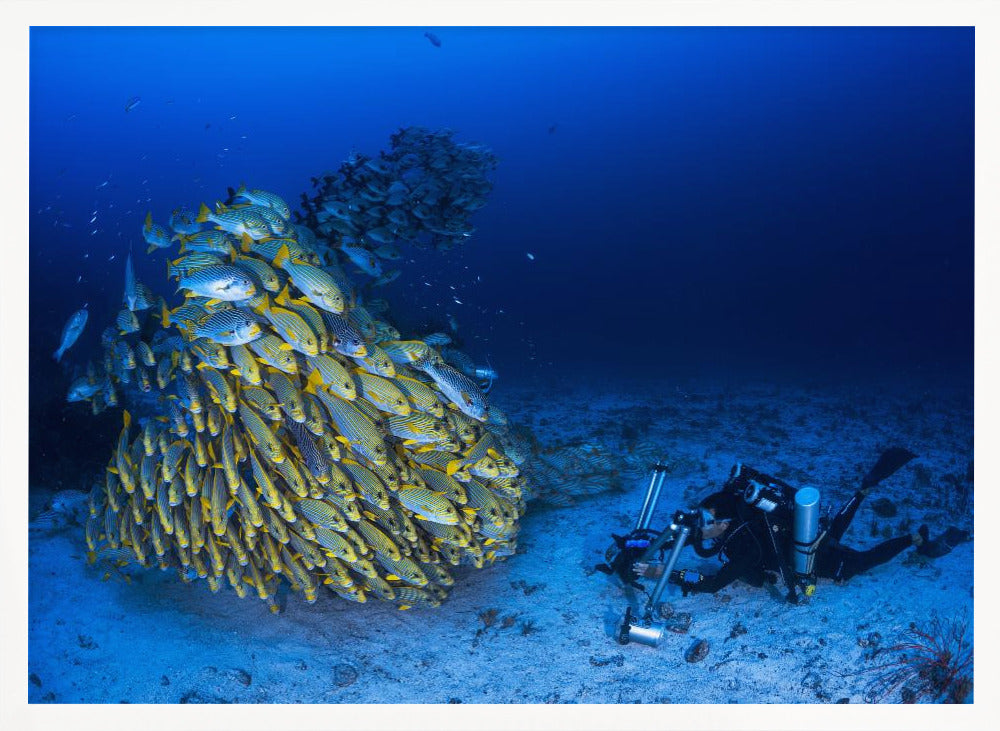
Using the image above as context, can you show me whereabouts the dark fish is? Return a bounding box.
[424,31,441,47]
[125,96,141,113]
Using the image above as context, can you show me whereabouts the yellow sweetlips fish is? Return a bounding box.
[177,265,257,301]
[273,244,346,314]
[174,229,234,255]
[83,172,528,615]
[196,202,270,241]
[232,254,281,293]
[253,296,319,357]
[248,334,298,374]
[225,202,291,237]
[228,184,292,220]
[320,311,367,358]
[143,212,172,253]
[191,308,262,346]
[418,358,490,422]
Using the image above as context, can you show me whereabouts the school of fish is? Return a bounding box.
[79,180,527,612]
[300,126,497,277]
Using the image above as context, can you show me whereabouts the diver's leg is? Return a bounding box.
[826,492,866,543]
[823,536,914,582]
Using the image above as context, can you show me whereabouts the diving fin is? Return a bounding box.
[861,447,917,490]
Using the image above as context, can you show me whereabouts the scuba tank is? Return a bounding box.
[791,487,822,579]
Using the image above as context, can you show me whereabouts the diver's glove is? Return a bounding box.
[669,569,704,597]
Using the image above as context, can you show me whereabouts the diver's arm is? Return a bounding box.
[683,552,757,594]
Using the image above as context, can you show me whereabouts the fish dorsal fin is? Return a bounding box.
[274,282,291,307]
[273,244,291,271]
[305,368,324,394]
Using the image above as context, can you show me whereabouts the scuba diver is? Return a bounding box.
[601,448,971,606]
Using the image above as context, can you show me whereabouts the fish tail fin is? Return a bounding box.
[161,302,171,327]
[146,244,159,255]
[196,203,211,223]
[53,348,63,362]
[144,211,152,233]
[240,233,253,253]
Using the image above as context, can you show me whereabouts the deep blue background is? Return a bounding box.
[29,27,974,480]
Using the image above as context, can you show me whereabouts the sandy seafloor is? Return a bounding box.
[27,373,974,705]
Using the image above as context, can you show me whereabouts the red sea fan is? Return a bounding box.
[863,613,973,704]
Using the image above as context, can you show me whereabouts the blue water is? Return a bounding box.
[29,25,973,483]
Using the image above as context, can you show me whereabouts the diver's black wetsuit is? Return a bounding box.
[685,488,913,596]
[812,490,913,583]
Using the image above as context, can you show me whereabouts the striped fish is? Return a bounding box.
[294,498,348,532]
[419,359,490,422]
[375,553,428,587]
[274,292,330,354]
[229,184,292,220]
[175,229,234,255]
[197,364,237,412]
[395,486,460,525]
[189,338,230,369]
[254,299,319,357]
[244,237,318,264]
[248,334,299,375]
[192,309,262,347]
[228,343,262,385]
[320,310,367,357]
[237,401,286,463]
[387,413,452,445]
[266,370,306,422]
[167,252,226,279]
[178,265,257,301]
[227,202,291,237]
[273,246,346,314]
[306,354,357,399]
[287,419,330,484]
[241,386,282,420]
[309,386,389,466]
[233,254,281,293]
[351,343,395,378]
[353,371,410,416]
[341,460,391,510]
[196,202,270,240]
[380,340,440,366]
[356,518,401,562]
[393,375,445,417]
